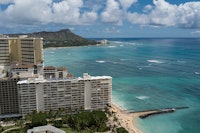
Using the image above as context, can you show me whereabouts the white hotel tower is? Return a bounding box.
[18,73,112,116]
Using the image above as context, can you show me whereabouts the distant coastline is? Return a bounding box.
[5,29,97,48]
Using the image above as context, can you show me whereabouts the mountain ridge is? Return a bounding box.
[7,29,96,48]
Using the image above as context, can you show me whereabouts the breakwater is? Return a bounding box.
[129,107,189,119]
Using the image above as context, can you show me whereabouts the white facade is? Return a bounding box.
[17,74,112,116]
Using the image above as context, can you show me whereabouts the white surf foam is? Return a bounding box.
[108,46,116,48]
[120,45,124,47]
[195,72,200,75]
[113,41,123,44]
[96,60,106,63]
[136,96,149,100]
[147,60,164,64]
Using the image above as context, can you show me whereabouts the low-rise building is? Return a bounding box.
[44,66,68,79]
[27,125,66,133]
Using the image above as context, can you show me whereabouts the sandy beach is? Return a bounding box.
[110,103,159,133]
[110,103,143,133]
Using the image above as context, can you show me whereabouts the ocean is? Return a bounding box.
[44,38,200,133]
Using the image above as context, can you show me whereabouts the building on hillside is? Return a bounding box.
[18,73,112,116]
[0,77,20,118]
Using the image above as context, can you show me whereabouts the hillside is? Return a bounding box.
[7,29,96,48]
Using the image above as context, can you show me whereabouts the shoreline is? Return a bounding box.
[111,103,144,133]
[110,102,165,133]
[43,44,98,49]
[110,103,188,133]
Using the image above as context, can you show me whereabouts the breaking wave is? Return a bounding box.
[136,96,149,100]
[96,60,106,63]
[195,72,200,75]
[147,59,164,64]
[108,46,117,48]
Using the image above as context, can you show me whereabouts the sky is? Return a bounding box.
[0,0,200,38]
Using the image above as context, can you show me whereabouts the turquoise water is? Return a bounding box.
[44,38,200,133]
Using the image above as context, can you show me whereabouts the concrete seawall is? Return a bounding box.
[129,107,189,119]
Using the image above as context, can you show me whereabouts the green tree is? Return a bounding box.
[0,125,3,132]
[31,112,47,127]
[116,127,129,133]
[25,111,47,128]
[53,120,63,128]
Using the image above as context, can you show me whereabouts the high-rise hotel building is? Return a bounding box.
[0,78,20,118]
[18,73,112,116]
[0,38,10,66]
[10,37,43,65]
[0,36,43,66]
[0,35,112,118]
[0,36,43,118]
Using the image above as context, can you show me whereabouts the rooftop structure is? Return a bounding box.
[27,125,66,133]
[44,66,68,79]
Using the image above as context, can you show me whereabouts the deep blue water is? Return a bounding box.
[44,38,200,133]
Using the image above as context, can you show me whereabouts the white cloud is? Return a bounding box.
[127,0,200,28]
[143,5,153,13]
[103,27,120,34]
[79,12,98,24]
[83,0,106,12]
[52,0,83,24]
[0,0,13,4]
[0,0,98,27]
[101,0,122,23]
[4,0,53,24]
[101,0,137,24]
[119,0,137,10]
[0,0,200,32]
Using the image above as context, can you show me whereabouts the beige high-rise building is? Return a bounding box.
[0,38,10,66]
[0,36,43,66]
[10,37,44,65]
[17,74,112,116]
